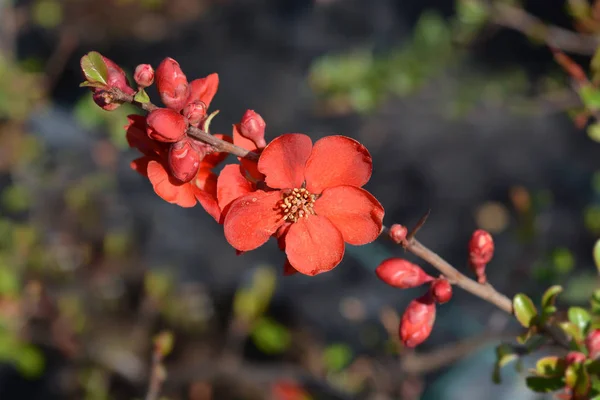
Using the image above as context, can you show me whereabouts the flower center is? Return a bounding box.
[279,188,317,222]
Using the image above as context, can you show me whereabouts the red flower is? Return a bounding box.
[125,114,229,220]
[375,258,433,288]
[156,58,190,111]
[221,133,384,276]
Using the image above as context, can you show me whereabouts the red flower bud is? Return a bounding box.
[586,329,600,359]
[469,229,494,265]
[389,224,408,244]
[92,90,120,111]
[168,138,204,183]
[102,56,135,95]
[430,278,452,304]
[469,229,494,284]
[376,258,433,289]
[399,293,436,348]
[239,110,267,149]
[183,100,207,126]
[134,64,155,88]
[146,108,187,143]
[156,57,190,111]
[565,351,587,365]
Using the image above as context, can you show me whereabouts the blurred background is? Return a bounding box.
[0,0,599,399]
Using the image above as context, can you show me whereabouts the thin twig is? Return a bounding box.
[144,348,165,400]
[383,223,513,313]
[490,2,600,55]
[109,88,259,161]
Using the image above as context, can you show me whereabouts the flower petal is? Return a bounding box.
[304,136,372,193]
[217,164,254,219]
[147,160,197,207]
[258,134,312,189]
[284,215,345,276]
[283,259,298,276]
[275,222,292,251]
[130,156,152,177]
[187,73,219,108]
[314,186,384,245]
[193,188,221,222]
[195,167,218,196]
[224,191,284,251]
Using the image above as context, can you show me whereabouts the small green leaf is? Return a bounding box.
[323,344,353,373]
[153,331,174,357]
[592,290,600,314]
[250,317,291,355]
[542,285,563,308]
[566,363,591,397]
[134,89,150,103]
[580,85,600,110]
[492,343,519,383]
[569,307,592,336]
[513,293,538,328]
[536,356,566,377]
[523,335,548,352]
[561,321,584,342]
[15,345,45,378]
[525,376,565,393]
[80,51,108,86]
[594,239,600,274]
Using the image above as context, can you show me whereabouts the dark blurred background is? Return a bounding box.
[0,0,599,399]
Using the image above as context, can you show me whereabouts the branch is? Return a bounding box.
[109,88,259,161]
[402,236,513,314]
[490,2,600,55]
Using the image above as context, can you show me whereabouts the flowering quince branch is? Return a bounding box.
[80,51,600,397]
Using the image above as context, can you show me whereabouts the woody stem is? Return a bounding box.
[109,88,259,161]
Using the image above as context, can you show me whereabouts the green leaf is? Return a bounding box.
[561,321,584,342]
[32,0,63,29]
[594,240,600,274]
[592,290,600,314]
[542,285,563,308]
[525,376,565,393]
[323,344,353,373]
[134,89,150,104]
[492,343,519,384]
[552,247,574,274]
[536,356,566,377]
[569,307,592,336]
[250,317,291,355]
[80,52,108,86]
[513,294,538,328]
[15,345,45,378]
[580,85,600,110]
[566,363,591,397]
[233,266,276,322]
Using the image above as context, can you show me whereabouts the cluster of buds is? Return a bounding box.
[468,229,494,284]
[80,52,267,213]
[376,258,453,347]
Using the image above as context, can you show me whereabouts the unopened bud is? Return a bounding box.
[586,329,600,359]
[239,110,267,149]
[168,138,204,182]
[156,57,190,111]
[146,108,187,143]
[134,64,155,88]
[375,258,433,289]
[183,100,207,126]
[469,229,494,284]
[92,90,120,111]
[389,224,408,244]
[102,56,135,95]
[469,229,494,265]
[399,293,436,348]
[565,351,587,365]
[430,278,452,304]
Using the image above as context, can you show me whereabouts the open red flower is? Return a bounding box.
[125,114,230,220]
[222,133,384,276]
